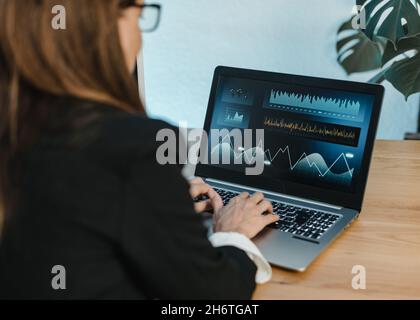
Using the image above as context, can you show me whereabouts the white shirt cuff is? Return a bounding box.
[208,232,272,284]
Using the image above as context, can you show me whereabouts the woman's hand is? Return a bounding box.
[213,192,280,239]
[189,178,223,214]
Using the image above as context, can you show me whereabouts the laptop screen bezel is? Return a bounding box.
[195,66,384,211]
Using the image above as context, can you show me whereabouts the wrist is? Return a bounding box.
[213,223,250,239]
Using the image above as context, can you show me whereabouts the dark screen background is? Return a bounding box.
[207,76,375,194]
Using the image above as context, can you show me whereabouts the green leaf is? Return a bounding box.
[336,18,385,74]
[383,36,420,99]
[356,0,368,6]
[361,0,420,46]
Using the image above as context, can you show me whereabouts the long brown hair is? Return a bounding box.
[0,0,144,231]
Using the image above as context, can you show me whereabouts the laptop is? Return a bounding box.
[195,66,384,271]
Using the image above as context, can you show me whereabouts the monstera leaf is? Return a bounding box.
[336,17,386,74]
[383,35,420,99]
[357,0,420,46]
[336,1,420,99]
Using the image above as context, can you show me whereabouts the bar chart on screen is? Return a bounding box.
[265,89,365,122]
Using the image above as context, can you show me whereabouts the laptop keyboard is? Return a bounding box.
[212,188,341,241]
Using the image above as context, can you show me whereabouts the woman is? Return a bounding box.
[0,0,279,299]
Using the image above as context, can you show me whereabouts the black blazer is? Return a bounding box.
[0,97,257,299]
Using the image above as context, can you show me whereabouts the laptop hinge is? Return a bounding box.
[206,178,343,210]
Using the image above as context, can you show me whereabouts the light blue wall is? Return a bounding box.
[141,0,419,140]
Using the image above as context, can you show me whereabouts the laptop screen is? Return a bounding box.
[197,67,383,209]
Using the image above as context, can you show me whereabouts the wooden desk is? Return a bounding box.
[253,140,420,300]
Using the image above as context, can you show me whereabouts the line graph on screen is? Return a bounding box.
[211,135,355,185]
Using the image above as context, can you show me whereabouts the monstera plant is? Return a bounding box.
[336,0,420,100]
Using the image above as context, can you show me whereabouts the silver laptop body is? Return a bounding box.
[195,67,384,271]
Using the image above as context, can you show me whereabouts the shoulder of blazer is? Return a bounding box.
[38,96,180,167]
[82,112,180,168]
